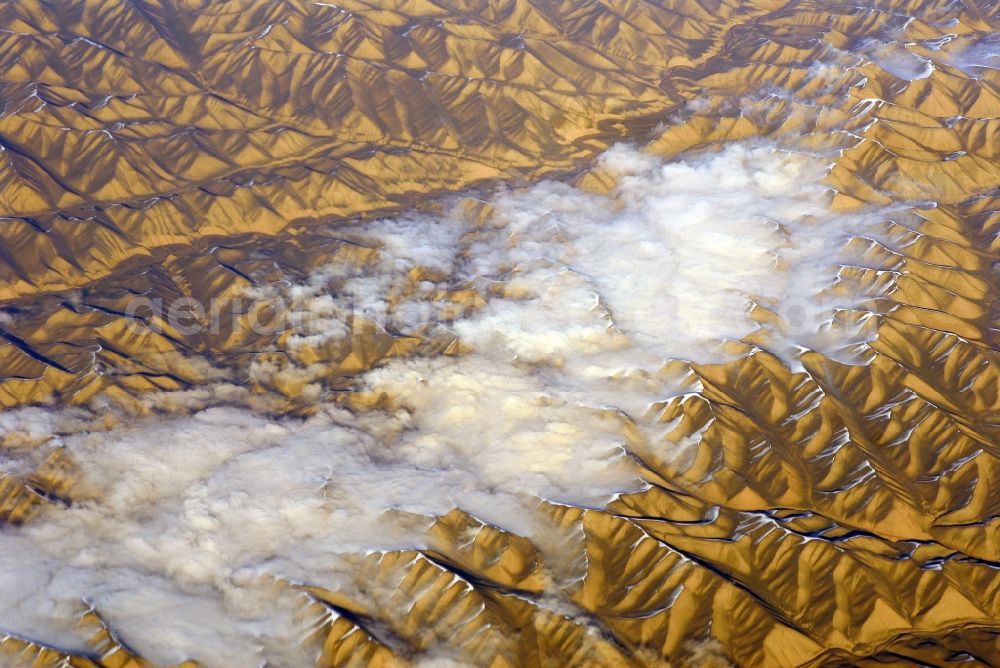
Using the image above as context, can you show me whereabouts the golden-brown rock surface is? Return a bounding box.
[0,0,999,666]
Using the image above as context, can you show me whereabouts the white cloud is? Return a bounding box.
[0,142,899,665]
[860,39,934,80]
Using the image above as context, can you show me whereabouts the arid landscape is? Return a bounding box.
[0,1,998,666]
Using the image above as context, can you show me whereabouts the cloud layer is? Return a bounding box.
[0,142,901,665]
